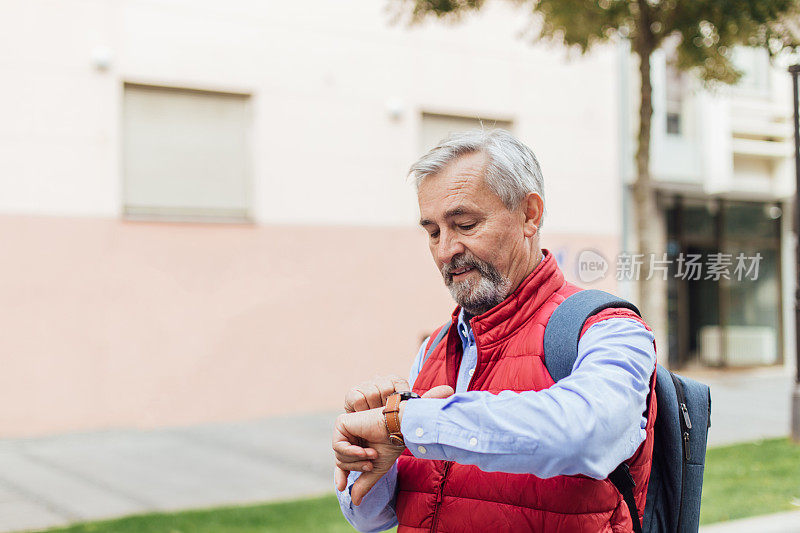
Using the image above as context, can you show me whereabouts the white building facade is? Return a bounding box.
[0,0,792,437]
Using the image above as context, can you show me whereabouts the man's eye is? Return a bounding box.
[458,223,477,231]
[430,231,440,239]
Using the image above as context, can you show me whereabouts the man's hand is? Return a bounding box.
[343,375,411,413]
[333,385,454,505]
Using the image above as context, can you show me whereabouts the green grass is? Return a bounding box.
[41,494,358,533]
[40,438,799,532]
[700,437,800,524]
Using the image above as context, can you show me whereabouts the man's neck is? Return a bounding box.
[508,247,545,295]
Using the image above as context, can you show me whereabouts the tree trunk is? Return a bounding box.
[633,41,655,284]
[632,11,664,355]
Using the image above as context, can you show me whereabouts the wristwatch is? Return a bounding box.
[383,391,420,446]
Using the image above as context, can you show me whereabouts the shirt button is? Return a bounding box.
[418,446,427,455]
[469,437,478,447]
[415,427,424,437]
[468,368,475,377]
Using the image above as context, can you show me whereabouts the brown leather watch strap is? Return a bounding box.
[383,393,405,446]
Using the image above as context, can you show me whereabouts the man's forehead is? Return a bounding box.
[417,152,494,218]
[418,176,484,220]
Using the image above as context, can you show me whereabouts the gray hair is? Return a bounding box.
[409,129,545,226]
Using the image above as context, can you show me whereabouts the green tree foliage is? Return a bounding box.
[399,1,800,83]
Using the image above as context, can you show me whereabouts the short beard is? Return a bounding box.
[441,252,512,316]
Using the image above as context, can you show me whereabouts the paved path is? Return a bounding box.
[0,368,795,532]
[687,366,795,447]
[699,509,800,532]
[0,413,337,532]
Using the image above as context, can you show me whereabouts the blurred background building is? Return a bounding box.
[0,0,795,438]
[636,42,795,372]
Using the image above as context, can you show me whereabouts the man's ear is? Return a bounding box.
[521,193,543,238]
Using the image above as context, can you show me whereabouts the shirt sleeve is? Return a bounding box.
[335,337,429,532]
[400,317,656,480]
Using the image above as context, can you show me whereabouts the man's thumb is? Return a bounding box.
[422,385,455,399]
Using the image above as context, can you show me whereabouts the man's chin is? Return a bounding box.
[450,291,493,316]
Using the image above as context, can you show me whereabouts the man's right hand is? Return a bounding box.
[343,375,411,413]
[334,384,455,505]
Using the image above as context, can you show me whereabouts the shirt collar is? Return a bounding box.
[457,308,474,347]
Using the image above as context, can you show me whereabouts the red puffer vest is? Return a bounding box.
[396,250,657,533]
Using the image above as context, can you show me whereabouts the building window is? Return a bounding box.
[665,57,685,136]
[420,112,513,152]
[122,84,251,222]
[731,46,770,95]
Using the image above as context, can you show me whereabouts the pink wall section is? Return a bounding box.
[0,215,619,437]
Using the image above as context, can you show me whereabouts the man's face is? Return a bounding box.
[418,151,535,316]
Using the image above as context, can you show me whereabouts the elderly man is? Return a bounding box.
[333,130,657,533]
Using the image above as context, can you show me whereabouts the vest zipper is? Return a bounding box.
[429,461,452,532]
[467,335,480,391]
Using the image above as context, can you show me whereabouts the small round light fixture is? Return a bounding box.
[92,45,113,71]
[386,98,404,121]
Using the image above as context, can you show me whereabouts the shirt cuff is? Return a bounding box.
[400,398,449,460]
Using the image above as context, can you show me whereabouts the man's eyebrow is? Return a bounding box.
[443,207,475,219]
[419,207,478,227]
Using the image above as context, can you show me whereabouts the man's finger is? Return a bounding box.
[336,459,373,472]
[389,376,411,393]
[344,388,370,413]
[334,449,378,464]
[351,471,384,506]
[344,376,411,413]
[333,440,378,461]
[374,375,398,405]
[334,466,349,492]
[365,383,383,409]
[422,385,455,399]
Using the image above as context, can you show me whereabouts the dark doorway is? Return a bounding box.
[666,197,783,368]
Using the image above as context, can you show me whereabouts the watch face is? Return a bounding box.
[388,434,405,447]
[399,391,420,401]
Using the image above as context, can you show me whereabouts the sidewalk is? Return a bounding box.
[699,510,800,532]
[0,368,795,532]
[685,366,793,446]
[0,413,336,532]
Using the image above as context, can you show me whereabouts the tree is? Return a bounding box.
[395,0,800,336]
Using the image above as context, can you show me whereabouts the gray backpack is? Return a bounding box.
[423,289,711,532]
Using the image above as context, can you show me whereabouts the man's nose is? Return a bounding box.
[436,229,465,266]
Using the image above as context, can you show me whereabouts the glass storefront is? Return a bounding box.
[665,197,783,368]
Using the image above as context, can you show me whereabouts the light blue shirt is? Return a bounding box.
[337,310,657,533]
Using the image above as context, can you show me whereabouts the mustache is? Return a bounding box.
[441,253,491,281]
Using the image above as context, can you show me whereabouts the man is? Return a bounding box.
[333,130,657,532]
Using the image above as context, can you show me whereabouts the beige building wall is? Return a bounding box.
[0,0,624,437]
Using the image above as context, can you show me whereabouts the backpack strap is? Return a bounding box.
[422,321,451,367]
[543,289,643,533]
[543,289,641,382]
[609,463,643,533]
